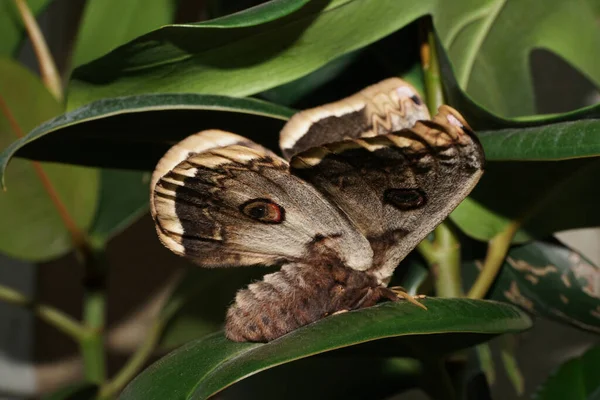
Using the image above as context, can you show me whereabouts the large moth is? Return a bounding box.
[150,78,485,342]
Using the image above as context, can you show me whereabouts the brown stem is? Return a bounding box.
[12,0,63,101]
[0,94,87,249]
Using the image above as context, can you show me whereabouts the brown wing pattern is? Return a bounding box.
[279,78,430,159]
[150,131,372,270]
[290,105,484,283]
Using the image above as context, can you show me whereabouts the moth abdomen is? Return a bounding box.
[225,262,385,342]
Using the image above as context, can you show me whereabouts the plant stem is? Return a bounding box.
[467,221,520,299]
[420,18,443,115]
[419,19,463,299]
[432,224,463,298]
[99,317,168,399]
[0,283,88,341]
[78,241,109,385]
[12,0,63,101]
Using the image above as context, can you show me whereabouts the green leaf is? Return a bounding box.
[68,0,488,109]
[0,94,293,177]
[434,28,600,241]
[478,118,600,161]
[67,0,600,119]
[0,59,99,261]
[198,0,312,28]
[0,0,50,57]
[465,240,600,333]
[122,299,531,400]
[451,157,600,242]
[435,28,600,131]
[443,0,600,117]
[533,345,600,400]
[66,0,324,108]
[87,169,149,244]
[71,0,178,67]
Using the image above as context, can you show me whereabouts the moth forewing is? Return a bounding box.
[280,78,430,159]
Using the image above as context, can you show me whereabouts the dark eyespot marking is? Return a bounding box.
[240,198,285,224]
[384,188,427,210]
[410,95,422,106]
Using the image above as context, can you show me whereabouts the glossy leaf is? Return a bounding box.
[478,118,600,161]
[122,299,530,400]
[533,345,600,400]
[197,0,312,28]
[451,157,600,242]
[434,29,600,132]
[464,240,600,333]
[0,94,293,177]
[63,0,489,109]
[0,59,99,261]
[437,25,600,242]
[0,0,50,57]
[67,0,600,119]
[444,0,600,117]
[71,0,178,67]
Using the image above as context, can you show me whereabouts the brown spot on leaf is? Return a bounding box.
[561,273,572,288]
[559,294,569,304]
[504,281,535,312]
[571,256,600,300]
[506,257,558,276]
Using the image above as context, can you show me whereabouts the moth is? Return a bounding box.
[150,78,485,342]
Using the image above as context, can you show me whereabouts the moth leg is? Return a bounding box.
[354,287,389,309]
[387,286,428,310]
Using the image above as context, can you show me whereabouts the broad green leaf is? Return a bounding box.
[0,94,293,179]
[444,0,600,117]
[451,157,600,242]
[0,59,99,261]
[477,119,600,161]
[122,299,531,400]
[0,0,50,57]
[434,30,600,132]
[71,0,178,67]
[65,0,474,109]
[258,21,426,109]
[435,28,600,242]
[87,169,149,244]
[464,240,600,333]
[198,0,312,28]
[258,50,363,107]
[67,0,600,119]
[533,345,600,400]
